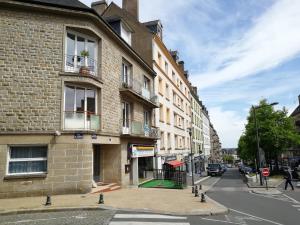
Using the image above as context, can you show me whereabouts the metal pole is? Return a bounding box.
[189,129,195,187]
[253,107,263,186]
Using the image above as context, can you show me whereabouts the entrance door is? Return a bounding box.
[93,145,101,182]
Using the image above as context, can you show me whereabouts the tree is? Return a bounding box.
[238,99,300,170]
[223,155,234,164]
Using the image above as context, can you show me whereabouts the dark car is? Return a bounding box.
[207,163,223,176]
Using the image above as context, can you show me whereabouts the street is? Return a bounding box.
[0,168,299,225]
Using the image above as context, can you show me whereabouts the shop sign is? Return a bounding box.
[164,155,177,162]
[131,145,154,158]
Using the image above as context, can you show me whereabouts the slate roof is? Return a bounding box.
[291,105,300,117]
[14,0,91,11]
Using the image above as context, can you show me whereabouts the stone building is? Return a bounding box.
[201,105,211,166]
[0,0,158,198]
[101,0,192,169]
[209,124,222,163]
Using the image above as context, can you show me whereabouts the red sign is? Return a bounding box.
[262,168,270,177]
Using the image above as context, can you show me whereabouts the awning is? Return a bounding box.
[166,160,184,168]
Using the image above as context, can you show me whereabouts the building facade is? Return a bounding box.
[209,124,222,163]
[102,0,192,169]
[201,106,211,166]
[190,86,205,173]
[0,0,158,198]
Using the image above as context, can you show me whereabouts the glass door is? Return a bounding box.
[122,102,130,134]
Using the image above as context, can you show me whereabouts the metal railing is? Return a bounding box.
[121,119,160,138]
[63,111,100,131]
[152,169,187,188]
[65,55,97,76]
[121,79,158,105]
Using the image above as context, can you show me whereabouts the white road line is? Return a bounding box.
[1,215,86,224]
[292,205,300,207]
[109,222,190,225]
[200,217,243,225]
[229,208,284,225]
[114,214,186,219]
[282,194,300,204]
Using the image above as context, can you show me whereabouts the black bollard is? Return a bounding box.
[98,193,104,204]
[194,187,199,197]
[199,184,202,190]
[45,195,51,206]
[201,193,206,203]
[192,186,195,193]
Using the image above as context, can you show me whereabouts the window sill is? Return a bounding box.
[4,173,47,180]
[60,71,104,84]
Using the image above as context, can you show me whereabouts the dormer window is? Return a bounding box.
[121,23,132,45]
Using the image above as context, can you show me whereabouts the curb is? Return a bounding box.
[250,190,282,195]
[0,206,106,216]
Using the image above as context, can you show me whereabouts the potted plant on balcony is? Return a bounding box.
[79,50,90,75]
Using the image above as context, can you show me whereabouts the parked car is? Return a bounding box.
[207,163,223,176]
[221,164,227,173]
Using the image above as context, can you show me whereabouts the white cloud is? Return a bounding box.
[209,107,246,148]
[191,0,300,89]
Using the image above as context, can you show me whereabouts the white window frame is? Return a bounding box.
[122,61,132,85]
[6,145,48,176]
[121,23,132,45]
[65,29,98,75]
[63,84,98,130]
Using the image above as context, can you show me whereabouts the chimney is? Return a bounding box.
[184,70,189,79]
[178,61,184,71]
[123,0,139,20]
[170,50,179,63]
[92,0,108,16]
[192,86,197,95]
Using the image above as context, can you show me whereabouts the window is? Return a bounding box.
[158,78,163,95]
[165,62,168,74]
[157,53,162,66]
[144,110,150,127]
[121,23,132,45]
[167,133,171,149]
[172,71,176,82]
[161,131,164,149]
[165,84,169,99]
[122,102,131,128]
[159,104,164,122]
[166,108,170,124]
[142,76,151,99]
[65,31,97,75]
[173,91,176,103]
[175,135,178,148]
[7,146,47,175]
[122,61,131,86]
[64,85,98,130]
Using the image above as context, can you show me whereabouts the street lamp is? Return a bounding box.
[252,102,278,185]
[188,127,194,187]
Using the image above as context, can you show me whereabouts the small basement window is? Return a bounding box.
[7,146,48,175]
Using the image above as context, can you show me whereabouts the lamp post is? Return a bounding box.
[252,102,278,185]
[188,127,194,187]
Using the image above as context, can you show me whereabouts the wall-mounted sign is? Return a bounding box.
[91,134,97,139]
[165,155,177,162]
[74,133,84,139]
[131,144,154,158]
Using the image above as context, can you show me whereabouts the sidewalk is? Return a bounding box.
[186,172,208,186]
[0,187,228,216]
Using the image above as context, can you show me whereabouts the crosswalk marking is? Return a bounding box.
[114,214,186,219]
[109,223,190,225]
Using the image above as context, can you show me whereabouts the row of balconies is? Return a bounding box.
[63,111,160,139]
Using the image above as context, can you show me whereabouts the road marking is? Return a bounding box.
[282,194,299,204]
[200,217,243,225]
[292,205,300,207]
[114,214,186,219]
[109,222,190,225]
[229,208,284,225]
[2,215,87,224]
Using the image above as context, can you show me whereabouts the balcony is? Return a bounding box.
[120,80,158,108]
[121,120,160,139]
[65,55,97,76]
[63,111,100,131]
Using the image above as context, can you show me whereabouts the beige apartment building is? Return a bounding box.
[102,0,192,169]
[190,87,205,174]
[0,0,158,198]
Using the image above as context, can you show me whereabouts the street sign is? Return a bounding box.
[262,168,270,177]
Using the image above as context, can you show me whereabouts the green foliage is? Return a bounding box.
[223,154,234,163]
[238,99,300,163]
[80,50,89,57]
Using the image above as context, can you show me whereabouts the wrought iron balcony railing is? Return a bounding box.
[121,119,160,138]
[65,55,97,76]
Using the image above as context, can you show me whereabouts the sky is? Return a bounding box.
[80,0,300,148]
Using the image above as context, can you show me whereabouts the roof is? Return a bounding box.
[291,105,300,117]
[14,0,90,10]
